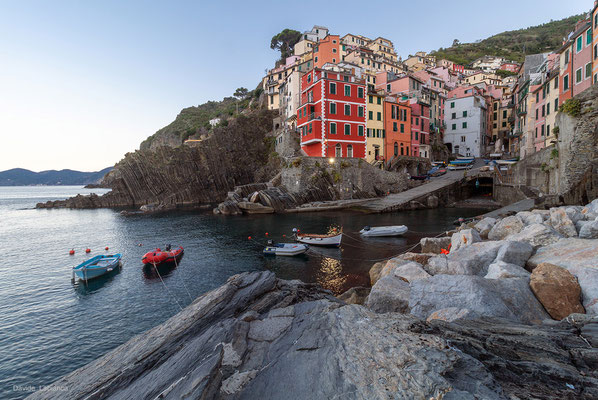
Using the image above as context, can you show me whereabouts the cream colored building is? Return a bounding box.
[544,70,559,146]
[366,37,398,62]
[464,72,502,86]
[294,39,315,57]
[366,90,385,163]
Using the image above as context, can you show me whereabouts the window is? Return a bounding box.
[369,95,373,103]
[394,142,398,156]
[451,112,456,119]
[565,49,570,64]
[493,112,497,120]
[564,74,569,90]
[415,117,419,125]
[493,123,497,129]
[332,58,336,63]
[377,112,381,121]
[547,103,550,115]
[586,62,592,79]
[587,29,592,46]
[452,124,456,130]
[577,36,582,52]
[503,110,507,118]
[502,121,507,128]
[335,144,342,157]
[308,123,312,133]
[400,124,404,133]
[358,106,364,117]
[347,144,353,157]
[595,44,598,60]
[393,122,397,131]
[576,68,582,84]
[536,93,539,102]
[555,99,559,111]
[450,102,455,109]
[554,78,559,89]
[541,125,545,136]
[369,111,373,120]
[330,103,336,114]
[463,111,467,117]
[330,122,337,134]
[386,84,391,92]
[535,127,538,138]
[344,85,351,96]
[547,124,550,137]
[542,105,545,117]
[462,122,467,129]
[330,82,336,94]
[358,126,364,136]
[344,104,351,115]
[358,87,364,98]
[461,136,466,142]
[377,97,381,105]
[332,48,337,53]
[344,124,351,135]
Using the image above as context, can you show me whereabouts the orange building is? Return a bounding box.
[313,35,341,68]
[383,97,411,160]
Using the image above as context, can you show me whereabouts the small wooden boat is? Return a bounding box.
[360,225,408,237]
[72,254,122,282]
[142,246,184,266]
[294,228,342,247]
[263,243,308,256]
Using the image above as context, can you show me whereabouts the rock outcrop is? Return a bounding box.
[27,271,598,400]
[37,110,280,209]
[530,263,585,320]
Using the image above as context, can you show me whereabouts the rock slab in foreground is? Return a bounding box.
[27,272,598,400]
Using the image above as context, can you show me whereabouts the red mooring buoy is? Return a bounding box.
[248,236,252,240]
[105,246,109,251]
[85,248,91,253]
[69,249,75,255]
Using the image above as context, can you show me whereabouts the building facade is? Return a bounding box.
[366,91,385,163]
[297,66,367,158]
[444,87,488,158]
[383,97,411,160]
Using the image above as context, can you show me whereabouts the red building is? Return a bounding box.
[383,97,411,160]
[297,66,367,158]
[452,64,465,73]
[313,35,341,69]
[409,101,430,158]
[499,62,520,72]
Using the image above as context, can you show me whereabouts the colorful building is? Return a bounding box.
[409,101,430,158]
[592,2,598,83]
[313,35,341,69]
[296,66,367,158]
[383,97,411,160]
[366,90,385,163]
[558,19,592,106]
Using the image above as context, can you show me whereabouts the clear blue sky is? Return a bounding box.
[0,0,590,171]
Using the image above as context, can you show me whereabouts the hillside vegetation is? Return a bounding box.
[431,14,585,65]
[140,86,263,150]
[0,167,112,186]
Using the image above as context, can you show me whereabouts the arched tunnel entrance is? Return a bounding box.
[462,176,493,200]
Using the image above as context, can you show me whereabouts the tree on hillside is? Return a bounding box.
[270,29,302,60]
[234,87,249,99]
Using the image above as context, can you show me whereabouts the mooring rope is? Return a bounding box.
[152,261,184,312]
[172,252,193,302]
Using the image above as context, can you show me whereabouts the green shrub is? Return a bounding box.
[332,170,342,183]
[561,99,581,118]
[550,148,559,159]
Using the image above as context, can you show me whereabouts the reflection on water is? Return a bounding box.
[72,265,123,295]
[316,256,345,293]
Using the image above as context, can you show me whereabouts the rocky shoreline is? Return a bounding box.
[26,201,598,399]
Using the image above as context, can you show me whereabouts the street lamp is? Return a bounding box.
[329,157,335,164]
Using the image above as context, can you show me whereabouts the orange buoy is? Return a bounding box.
[105,246,109,251]
[85,248,91,253]
[69,249,75,255]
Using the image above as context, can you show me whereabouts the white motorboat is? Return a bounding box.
[359,225,408,237]
[293,228,342,247]
[263,243,308,256]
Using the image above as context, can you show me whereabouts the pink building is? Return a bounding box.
[570,20,593,98]
[375,72,424,97]
[532,85,547,152]
[499,62,520,72]
[409,101,430,158]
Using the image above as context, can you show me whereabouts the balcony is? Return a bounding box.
[305,112,321,121]
[516,109,527,116]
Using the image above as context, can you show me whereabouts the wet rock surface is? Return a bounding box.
[27,271,598,400]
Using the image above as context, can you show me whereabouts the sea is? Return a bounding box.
[0,186,487,399]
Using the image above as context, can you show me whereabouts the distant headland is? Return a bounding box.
[0,167,112,186]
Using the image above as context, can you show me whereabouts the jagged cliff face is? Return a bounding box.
[38,110,279,209]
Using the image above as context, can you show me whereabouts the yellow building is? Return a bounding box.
[464,72,502,86]
[293,39,315,57]
[366,37,398,62]
[366,90,385,163]
[544,70,559,146]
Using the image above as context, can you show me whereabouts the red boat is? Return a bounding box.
[142,245,184,266]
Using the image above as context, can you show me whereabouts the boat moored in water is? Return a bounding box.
[294,228,342,247]
[72,254,122,282]
[263,243,308,256]
[360,225,408,237]
[142,245,184,266]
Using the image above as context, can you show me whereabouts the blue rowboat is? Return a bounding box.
[72,254,122,281]
[450,159,474,165]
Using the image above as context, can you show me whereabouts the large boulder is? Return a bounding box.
[584,198,598,214]
[425,241,503,276]
[579,220,598,239]
[391,261,431,283]
[426,307,478,323]
[369,261,386,286]
[494,240,534,267]
[485,261,531,279]
[473,217,497,239]
[549,208,578,237]
[516,211,544,226]
[365,274,410,313]
[409,275,550,324]
[337,287,370,305]
[528,238,598,315]
[530,263,585,320]
[507,223,562,248]
[397,252,435,265]
[565,207,584,224]
[450,228,481,252]
[420,237,451,254]
[488,216,524,240]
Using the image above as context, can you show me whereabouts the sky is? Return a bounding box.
[0,0,590,172]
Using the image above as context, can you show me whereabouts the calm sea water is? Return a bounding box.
[0,186,486,399]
